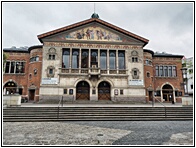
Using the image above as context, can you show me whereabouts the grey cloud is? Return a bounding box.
[2,2,194,58]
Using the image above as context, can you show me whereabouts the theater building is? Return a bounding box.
[3,13,184,103]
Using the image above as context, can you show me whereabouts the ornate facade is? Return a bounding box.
[3,14,184,103]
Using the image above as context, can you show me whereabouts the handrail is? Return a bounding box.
[57,96,63,119]
[154,97,167,118]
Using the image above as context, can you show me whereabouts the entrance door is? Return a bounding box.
[76,81,90,100]
[162,84,173,102]
[163,93,173,102]
[29,90,35,101]
[98,81,111,100]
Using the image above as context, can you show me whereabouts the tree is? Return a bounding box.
[3,52,8,69]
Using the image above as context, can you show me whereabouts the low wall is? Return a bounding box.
[3,95,21,107]
[182,96,193,106]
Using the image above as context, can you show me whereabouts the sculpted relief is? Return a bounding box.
[53,26,122,42]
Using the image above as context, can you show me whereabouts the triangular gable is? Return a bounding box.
[38,18,149,46]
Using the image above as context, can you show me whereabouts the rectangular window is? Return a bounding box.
[100,50,107,69]
[72,49,79,68]
[109,51,116,69]
[5,61,10,73]
[81,49,89,68]
[164,66,168,77]
[168,66,172,77]
[62,49,70,68]
[120,90,123,95]
[191,84,193,89]
[118,51,125,69]
[69,89,73,95]
[64,89,67,94]
[49,69,53,74]
[159,66,163,76]
[91,50,98,67]
[172,66,177,77]
[10,62,15,73]
[155,66,159,76]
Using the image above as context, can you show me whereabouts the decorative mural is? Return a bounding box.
[54,26,122,42]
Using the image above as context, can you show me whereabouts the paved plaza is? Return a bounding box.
[3,121,193,146]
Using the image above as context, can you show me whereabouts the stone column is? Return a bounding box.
[107,49,109,74]
[89,48,91,67]
[14,61,17,73]
[69,48,72,69]
[98,49,100,68]
[9,61,11,73]
[125,50,128,70]
[173,90,176,102]
[69,48,72,73]
[79,48,81,73]
[116,50,118,74]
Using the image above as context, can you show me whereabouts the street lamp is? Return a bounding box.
[181,67,189,96]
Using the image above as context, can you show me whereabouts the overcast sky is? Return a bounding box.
[2,2,194,58]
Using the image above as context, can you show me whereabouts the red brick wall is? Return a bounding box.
[28,48,43,101]
[143,52,154,102]
[3,52,29,96]
[153,56,184,102]
[3,47,43,102]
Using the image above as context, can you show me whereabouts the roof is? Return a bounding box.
[3,46,29,53]
[28,45,43,52]
[37,17,149,46]
[143,49,154,56]
[153,52,184,58]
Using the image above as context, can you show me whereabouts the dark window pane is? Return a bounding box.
[10,62,15,73]
[100,50,107,69]
[62,49,70,68]
[72,50,79,68]
[118,51,125,69]
[5,61,10,73]
[109,51,116,69]
[81,50,89,68]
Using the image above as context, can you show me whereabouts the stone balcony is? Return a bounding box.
[59,68,128,77]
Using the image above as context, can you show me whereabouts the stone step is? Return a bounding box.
[3,106,193,122]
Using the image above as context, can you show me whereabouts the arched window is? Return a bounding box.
[100,50,107,69]
[91,50,98,67]
[62,49,70,68]
[118,51,125,69]
[72,49,79,68]
[48,47,56,60]
[81,50,89,68]
[131,50,138,63]
[109,51,116,69]
[132,68,140,79]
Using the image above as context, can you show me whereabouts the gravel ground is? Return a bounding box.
[3,121,193,146]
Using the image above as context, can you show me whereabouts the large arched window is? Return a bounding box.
[91,50,98,67]
[72,49,79,68]
[118,51,125,69]
[62,49,70,68]
[109,51,116,69]
[100,50,107,69]
[81,50,89,68]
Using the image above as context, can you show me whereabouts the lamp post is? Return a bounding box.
[181,67,189,96]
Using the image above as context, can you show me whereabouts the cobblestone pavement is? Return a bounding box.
[3,121,193,146]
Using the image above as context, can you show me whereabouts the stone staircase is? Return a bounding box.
[3,106,193,122]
